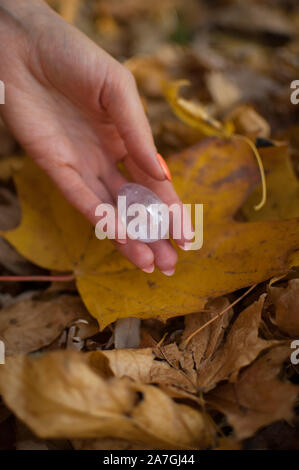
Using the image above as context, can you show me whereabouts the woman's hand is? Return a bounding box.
[0,0,188,275]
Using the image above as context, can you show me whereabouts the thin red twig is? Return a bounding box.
[0,274,75,282]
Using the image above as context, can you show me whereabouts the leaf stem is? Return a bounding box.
[0,274,75,282]
[182,283,257,347]
[234,134,267,211]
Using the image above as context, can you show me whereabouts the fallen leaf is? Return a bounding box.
[0,351,214,448]
[0,155,23,181]
[101,295,278,398]
[162,80,234,137]
[180,296,233,380]
[227,105,271,139]
[0,295,97,355]
[198,295,272,386]
[180,294,277,392]
[3,139,299,328]
[268,279,299,336]
[206,71,241,112]
[215,437,242,450]
[0,402,10,424]
[72,437,153,450]
[242,144,299,220]
[0,238,42,276]
[102,348,197,397]
[207,344,298,439]
[0,188,20,231]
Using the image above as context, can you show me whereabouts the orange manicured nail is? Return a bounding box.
[157,153,172,182]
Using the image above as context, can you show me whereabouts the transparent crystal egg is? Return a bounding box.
[118,183,169,243]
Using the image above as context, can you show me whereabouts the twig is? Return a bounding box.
[0,274,75,282]
[182,284,257,347]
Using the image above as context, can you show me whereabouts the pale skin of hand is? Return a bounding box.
[0,0,189,275]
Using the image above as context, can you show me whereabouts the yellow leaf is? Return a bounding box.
[242,143,299,220]
[162,79,234,137]
[162,80,266,210]
[3,138,299,328]
[0,350,213,448]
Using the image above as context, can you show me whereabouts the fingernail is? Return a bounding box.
[161,268,175,276]
[142,264,155,273]
[177,243,191,251]
[116,237,127,245]
[157,153,172,182]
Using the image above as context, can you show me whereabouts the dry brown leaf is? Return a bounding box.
[102,348,197,397]
[180,297,233,380]
[206,71,241,112]
[268,279,299,337]
[0,402,10,424]
[0,238,42,276]
[72,438,153,450]
[0,155,23,181]
[215,437,242,450]
[0,350,214,449]
[103,294,279,399]
[0,295,97,355]
[181,294,276,392]
[0,188,20,231]
[228,105,271,139]
[207,345,299,439]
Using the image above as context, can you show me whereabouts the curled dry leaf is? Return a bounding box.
[268,279,299,337]
[0,295,97,356]
[0,351,214,449]
[3,138,299,328]
[180,294,277,392]
[102,348,197,398]
[227,105,271,139]
[180,297,233,379]
[207,345,299,439]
